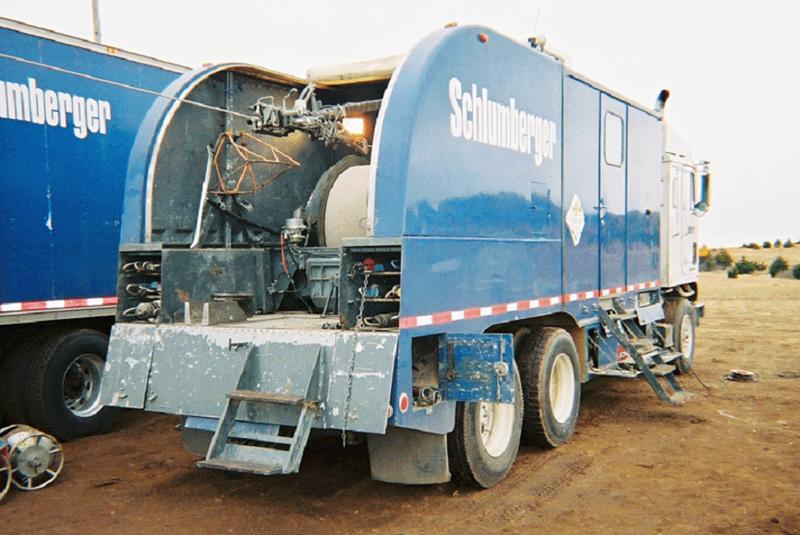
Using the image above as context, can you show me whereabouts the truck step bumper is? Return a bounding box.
[99,322,398,435]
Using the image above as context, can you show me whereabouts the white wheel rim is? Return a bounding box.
[478,401,514,458]
[549,353,575,424]
[680,314,694,360]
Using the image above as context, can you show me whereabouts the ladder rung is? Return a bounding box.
[197,458,284,475]
[228,390,306,405]
[650,364,675,376]
[607,312,636,321]
[257,435,294,446]
[589,366,640,378]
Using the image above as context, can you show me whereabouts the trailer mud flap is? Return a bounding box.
[367,427,450,484]
[438,333,515,403]
[101,323,158,409]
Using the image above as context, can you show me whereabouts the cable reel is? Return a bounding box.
[0,438,10,503]
[0,425,64,491]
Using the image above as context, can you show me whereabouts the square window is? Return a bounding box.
[604,112,624,167]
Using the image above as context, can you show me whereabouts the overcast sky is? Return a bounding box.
[2,0,798,246]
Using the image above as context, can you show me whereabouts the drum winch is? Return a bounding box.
[0,437,10,503]
[0,425,64,495]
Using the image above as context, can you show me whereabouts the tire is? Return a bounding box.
[0,339,40,425]
[517,327,581,448]
[447,362,523,488]
[664,298,696,375]
[25,329,120,441]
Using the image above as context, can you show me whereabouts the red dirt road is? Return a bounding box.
[1,271,798,534]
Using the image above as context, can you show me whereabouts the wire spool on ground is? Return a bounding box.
[0,439,10,503]
[0,425,64,490]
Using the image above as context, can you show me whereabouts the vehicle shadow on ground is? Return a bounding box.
[107,374,708,513]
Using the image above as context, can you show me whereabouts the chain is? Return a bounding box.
[341,270,370,446]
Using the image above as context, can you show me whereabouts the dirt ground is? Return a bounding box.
[1,270,798,534]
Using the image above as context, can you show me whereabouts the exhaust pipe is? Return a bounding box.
[655,89,670,115]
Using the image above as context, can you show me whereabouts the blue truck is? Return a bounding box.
[0,17,185,439]
[100,25,710,488]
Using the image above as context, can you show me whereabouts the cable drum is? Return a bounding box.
[306,155,371,247]
[323,164,370,247]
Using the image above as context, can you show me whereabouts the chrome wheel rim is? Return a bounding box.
[63,353,104,417]
[549,353,575,424]
[478,400,514,458]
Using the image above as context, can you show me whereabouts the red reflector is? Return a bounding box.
[478,33,489,43]
[399,393,410,413]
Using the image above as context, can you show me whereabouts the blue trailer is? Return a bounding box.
[100,25,710,487]
[0,17,185,439]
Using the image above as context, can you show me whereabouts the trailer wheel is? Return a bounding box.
[518,327,581,448]
[664,298,695,374]
[25,330,119,441]
[447,362,523,488]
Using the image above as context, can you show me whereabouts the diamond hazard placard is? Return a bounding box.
[565,193,585,246]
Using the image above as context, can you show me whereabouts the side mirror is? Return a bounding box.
[694,161,711,214]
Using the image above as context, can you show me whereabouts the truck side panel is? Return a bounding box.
[562,76,600,322]
[626,107,663,285]
[0,26,180,306]
[598,94,627,291]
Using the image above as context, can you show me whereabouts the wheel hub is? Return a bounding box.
[478,400,514,458]
[63,353,104,417]
[549,353,575,424]
[680,314,694,360]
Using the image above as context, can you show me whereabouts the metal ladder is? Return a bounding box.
[197,348,322,475]
[597,304,688,405]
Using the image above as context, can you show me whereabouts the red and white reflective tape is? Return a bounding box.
[399,280,659,329]
[0,296,117,313]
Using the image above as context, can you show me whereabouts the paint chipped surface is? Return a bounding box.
[103,321,398,434]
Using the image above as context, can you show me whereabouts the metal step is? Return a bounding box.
[200,347,322,477]
[196,458,285,476]
[590,366,640,378]
[633,339,656,353]
[650,364,676,376]
[597,307,687,406]
[607,312,636,321]
[227,390,306,405]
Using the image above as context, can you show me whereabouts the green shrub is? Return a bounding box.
[774,239,782,248]
[769,256,789,277]
[713,249,733,269]
[762,241,772,249]
[743,242,761,249]
[734,257,766,275]
[793,264,800,280]
[784,240,794,248]
[728,268,738,279]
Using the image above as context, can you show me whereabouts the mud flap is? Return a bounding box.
[367,426,450,485]
[100,323,157,409]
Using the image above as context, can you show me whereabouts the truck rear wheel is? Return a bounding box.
[517,327,581,448]
[664,298,695,374]
[447,362,523,488]
[25,330,119,441]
